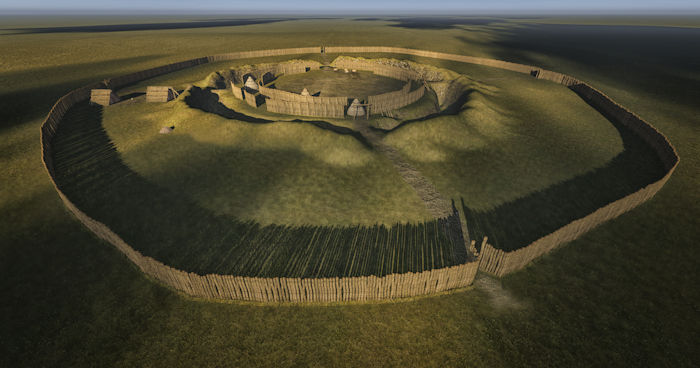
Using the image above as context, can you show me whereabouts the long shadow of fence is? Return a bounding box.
[462,87,667,252]
[371,89,474,134]
[52,102,466,277]
[3,18,294,35]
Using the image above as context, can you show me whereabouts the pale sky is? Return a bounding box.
[2,0,699,14]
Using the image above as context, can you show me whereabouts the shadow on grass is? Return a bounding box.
[481,24,700,111]
[2,18,295,35]
[52,102,466,277]
[185,87,273,123]
[386,17,503,29]
[462,86,667,252]
[0,54,163,133]
[371,89,474,134]
[185,86,373,148]
[118,92,145,100]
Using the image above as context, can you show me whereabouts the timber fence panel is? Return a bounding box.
[266,98,345,118]
[231,82,244,100]
[146,86,176,102]
[260,85,347,105]
[368,84,424,114]
[243,90,258,107]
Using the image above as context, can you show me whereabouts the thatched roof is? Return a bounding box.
[347,98,365,117]
[244,76,259,91]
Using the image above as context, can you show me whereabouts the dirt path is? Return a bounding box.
[474,275,526,311]
[353,120,454,218]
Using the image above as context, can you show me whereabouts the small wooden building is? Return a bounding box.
[243,89,258,108]
[146,86,178,102]
[90,89,120,106]
[231,82,244,100]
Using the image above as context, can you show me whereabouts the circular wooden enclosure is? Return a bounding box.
[40,46,678,303]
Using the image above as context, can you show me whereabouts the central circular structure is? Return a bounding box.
[228,57,431,119]
[274,69,406,98]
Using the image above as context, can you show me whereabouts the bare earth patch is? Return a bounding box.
[475,275,527,311]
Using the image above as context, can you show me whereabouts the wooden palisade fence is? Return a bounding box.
[41,46,678,302]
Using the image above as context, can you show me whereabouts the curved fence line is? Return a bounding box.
[233,60,322,85]
[369,84,425,114]
[477,82,678,276]
[40,46,678,302]
[331,57,420,81]
[265,98,346,118]
[259,85,347,105]
[321,46,678,277]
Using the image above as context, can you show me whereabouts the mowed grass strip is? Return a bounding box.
[52,102,467,277]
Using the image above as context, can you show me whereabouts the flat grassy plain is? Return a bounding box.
[1,16,698,367]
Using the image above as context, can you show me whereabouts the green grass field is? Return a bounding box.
[101,87,431,227]
[1,16,698,367]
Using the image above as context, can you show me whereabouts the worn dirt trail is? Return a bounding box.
[353,120,454,219]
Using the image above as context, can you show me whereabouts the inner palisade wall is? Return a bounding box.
[258,85,347,118]
[41,46,678,302]
[369,82,425,114]
[265,98,346,118]
[259,85,347,104]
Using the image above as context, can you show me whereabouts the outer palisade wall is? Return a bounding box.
[476,80,679,276]
[41,46,677,302]
[325,46,678,277]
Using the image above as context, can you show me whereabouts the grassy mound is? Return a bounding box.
[102,91,432,226]
[53,102,466,277]
[104,58,632,255]
[383,72,625,211]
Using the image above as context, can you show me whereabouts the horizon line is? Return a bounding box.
[3,9,700,16]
